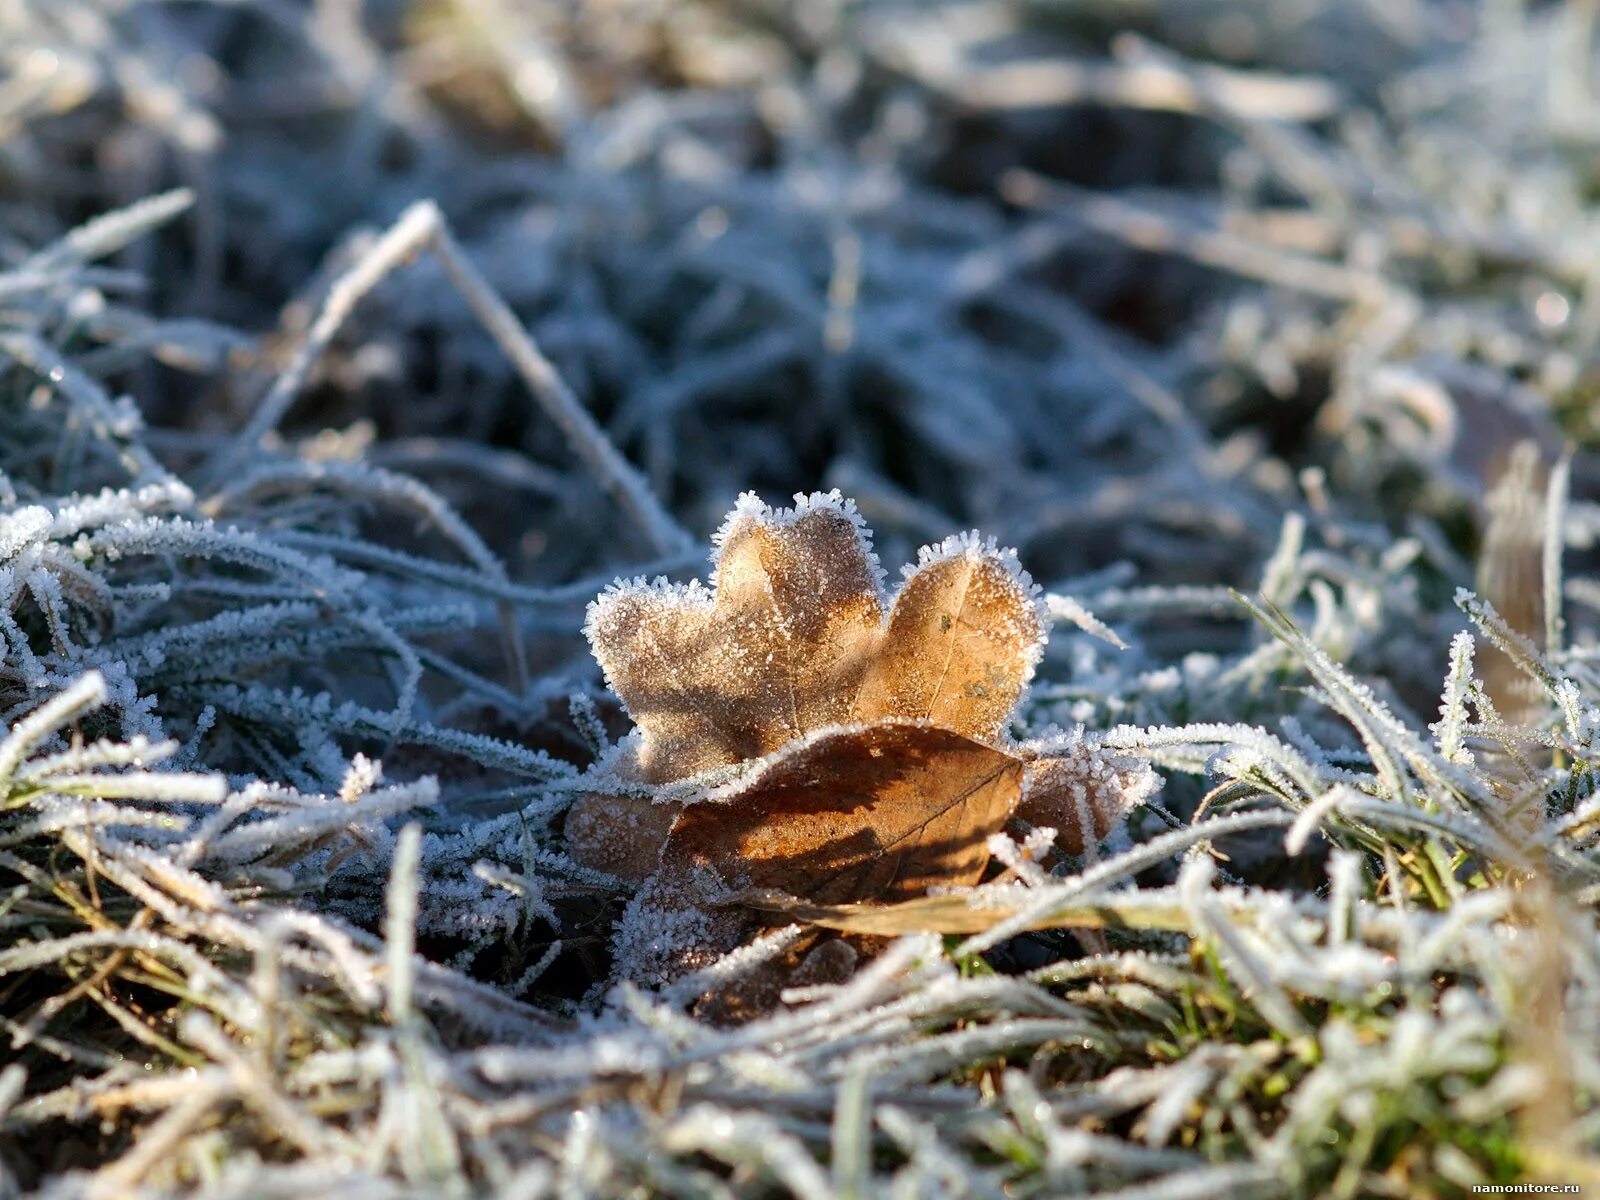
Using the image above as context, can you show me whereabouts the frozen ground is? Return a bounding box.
[2,1,1600,1195]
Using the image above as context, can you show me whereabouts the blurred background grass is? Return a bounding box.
[9,0,1587,591]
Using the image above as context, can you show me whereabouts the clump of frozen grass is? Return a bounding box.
[4,0,1600,1196]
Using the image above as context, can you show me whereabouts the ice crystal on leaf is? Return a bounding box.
[570,490,1154,998]
[1016,727,1162,858]
[584,490,889,780]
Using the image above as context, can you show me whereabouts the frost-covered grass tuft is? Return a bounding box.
[4,0,1600,1196]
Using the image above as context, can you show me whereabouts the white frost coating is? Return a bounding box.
[1044,592,1129,649]
[1017,725,1161,857]
[585,575,714,622]
[709,488,887,596]
[985,828,1054,884]
[0,671,109,781]
[21,187,194,272]
[0,506,50,561]
[79,515,367,596]
[906,530,1049,693]
[47,480,196,537]
[584,728,647,784]
[579,731,754,803]
[338,753,384,803]
[385,823,423,1023]
[611,866,740,988]
[908,529,1041,604]
[1285,786,1350,856]
[660,923,810,1008]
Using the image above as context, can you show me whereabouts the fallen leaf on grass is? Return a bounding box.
[569,490,1046,884]
[605,721,1023,994]
[565,489,1158,1005]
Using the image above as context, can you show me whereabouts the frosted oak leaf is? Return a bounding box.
[567,490,1156,985]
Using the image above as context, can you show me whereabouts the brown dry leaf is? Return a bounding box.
[661,721,1023,905]
[1475,439,1550,732]
[582,577,780,781]
[734,890,1200,937]
[610,719,1020,1012]
[853,535,1044,741]
[567,489,1149,1008]
[583,492,884,782]
[1017,741,1161,857]
[714,497,886,733]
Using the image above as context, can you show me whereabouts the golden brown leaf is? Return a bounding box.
[584,492,884,782]
[733,889,1198,936]
[582,579,742,780]
[661,721,1024,906]
[713,497,885,733]
[853,535,1044,742]
[570,491,1155,1004]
